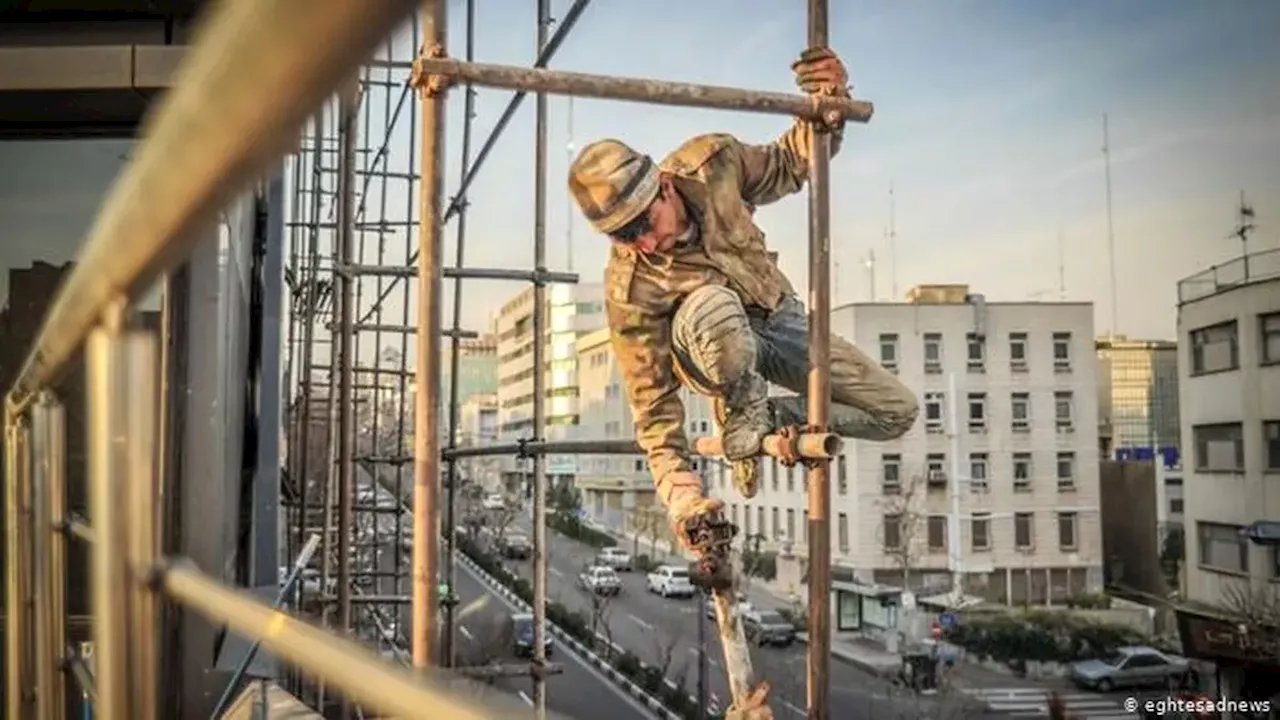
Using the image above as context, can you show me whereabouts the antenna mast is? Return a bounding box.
[1102,114,1119,334]
[1057,228,1066,300]
[864,249,876,302]
[1231,190,1257,281]
[888,183,898,300]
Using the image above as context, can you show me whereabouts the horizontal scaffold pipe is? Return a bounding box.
[439,432,842,461]
[414,58,874,123]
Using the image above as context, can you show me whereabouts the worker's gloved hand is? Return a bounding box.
[667,492,726,554]
[791,46,849,97]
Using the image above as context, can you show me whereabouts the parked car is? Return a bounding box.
[509,612,553,658]
[1069,645,1195,692]
[595,547,633,572]
[646,565,696,598]
[501,533,532,560]
[481,493,506,511]
[743,609,796,647]
[578,565,622,596]
[705,593,752,620]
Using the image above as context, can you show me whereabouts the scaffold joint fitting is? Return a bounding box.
[411,44,453,97]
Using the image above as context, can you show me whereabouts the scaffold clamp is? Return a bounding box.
[410,43,453,97]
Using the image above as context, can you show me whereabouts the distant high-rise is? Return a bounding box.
[1095,335,1180,466]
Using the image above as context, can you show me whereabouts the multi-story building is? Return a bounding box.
[711,284,1104,605]
[456,393,501,490]
[442,333,499,411]
[1095,335,1180,464]
[573,327,716,530]
[494,282,605,489]
[1176,249,1280,607]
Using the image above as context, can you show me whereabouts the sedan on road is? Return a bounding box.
[595,547,633,572]
[1069,645,1195,692]
[509,612,554,658]
[743,609,796,648]
[646,565,696,598]
[578,565,623,596]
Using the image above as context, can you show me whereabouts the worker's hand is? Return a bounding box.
[791,47,849,97]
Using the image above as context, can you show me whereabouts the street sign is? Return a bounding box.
[939,611,957,629]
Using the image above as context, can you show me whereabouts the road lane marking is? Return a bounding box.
[627,614,654,630]
[458,625,473,640]
[782,700,805,716]
[518,691,533,707]
[549,567,563,578]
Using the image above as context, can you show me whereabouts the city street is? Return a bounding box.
[451,554,660,720]
[503,517,991,719]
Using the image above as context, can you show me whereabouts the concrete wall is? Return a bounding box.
[1098,460,1165,596]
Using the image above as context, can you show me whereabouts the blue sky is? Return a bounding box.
[337,0,1277,344]
[3,0,1278,355]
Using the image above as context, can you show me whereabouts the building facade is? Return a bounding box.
[1096,335,1181,464]
[709,285,1104,605]
[1177,250,1280,607]
[494,282,605,489]
[573,327,717,530]
[456,393,501,491]
[442,333,499,410]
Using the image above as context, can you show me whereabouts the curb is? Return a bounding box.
[795,634,899,680]
[456,550,684,720]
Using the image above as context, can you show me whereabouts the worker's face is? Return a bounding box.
[616,177,682,255]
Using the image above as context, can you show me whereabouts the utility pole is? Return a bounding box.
[1102,114,1119,334]
[946,372,964,607]
[1230,191,1256,281]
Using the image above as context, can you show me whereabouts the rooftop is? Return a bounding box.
[1177,248,1280,305]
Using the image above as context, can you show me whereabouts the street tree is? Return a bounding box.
[583,574,618,657]
[877,471,930,588]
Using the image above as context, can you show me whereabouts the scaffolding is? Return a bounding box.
[3,0,870,719]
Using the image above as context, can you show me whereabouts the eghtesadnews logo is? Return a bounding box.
[1125,696,1272,716]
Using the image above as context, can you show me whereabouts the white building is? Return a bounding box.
[1176,250,1280,608]
[713,285,1104,605]
[493,282,605,489]
[573,327,716,530]
[456,393,501,490]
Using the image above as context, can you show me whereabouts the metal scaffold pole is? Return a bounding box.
[441,0,478,669]
[531,0,552,715]
[413,0,447,670]
[805,0,834,717]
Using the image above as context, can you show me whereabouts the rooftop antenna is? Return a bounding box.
[1057,228,1066,301]
[888,182,899,300]
[1229,190,1257,281]
[864,249,877,302]
[1102,113,1119,335]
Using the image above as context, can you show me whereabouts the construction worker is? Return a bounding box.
[567,47,919,551]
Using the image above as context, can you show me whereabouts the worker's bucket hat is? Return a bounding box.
[568,139,660,235]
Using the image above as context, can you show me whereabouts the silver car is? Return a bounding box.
[1069,645,1194,692]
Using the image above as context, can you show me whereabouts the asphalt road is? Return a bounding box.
[451,553,659,720]
[502,518,991,720]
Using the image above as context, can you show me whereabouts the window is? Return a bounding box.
[633,459,644,472]
[882,453,902,494]
[966,333,986,372]
[1058,513,1078,550]
[1056,452,1076,490]
[1266,421,1280,471]
[1190,321,1239,374]
[1009,332,1028,372]
[968,392,987,432]
[971,513,991,551]
[838,512,849,552]
[837,455,848,495]
[926,453,947,489]
[1052,332,1072,372]
[1014,512,1034,549]
[883,514,902,550]
[923,332,943,373]
[927,516,947,551]
[757,507,765,535]
[1011,392,1030,433]
[743,507,752,535]
[969,453,989,491]
[1054,391,1074,431]
[1170,497,1184,514]
[730,504,739,526]
[924,392,945,434]
[1193,423,1245,472]
[802,510,809,544]
[786,464,795,492]
[786,509,795,539]
[771,507,780,538]
[770,458,779,492]
[1013,452,1032,491]
[1197,522,1248,573]
[1263,314,1280,365]
[879,333,899,371]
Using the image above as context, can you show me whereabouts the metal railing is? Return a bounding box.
[1177,247,1280,304]
[3,0,869,718]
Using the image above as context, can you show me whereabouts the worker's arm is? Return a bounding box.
[606,300,692,487]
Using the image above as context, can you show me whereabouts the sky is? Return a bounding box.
[3,0,1279,355]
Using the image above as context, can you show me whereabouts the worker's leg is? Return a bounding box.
[670,285,771,499]
[754,295,919,439]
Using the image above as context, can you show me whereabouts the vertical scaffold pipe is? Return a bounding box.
[413,0,448,670]
[804,0,833,718]
[531,0,552,716]
[441,0,478,669]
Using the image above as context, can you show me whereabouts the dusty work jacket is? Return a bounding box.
[605,121,842,486]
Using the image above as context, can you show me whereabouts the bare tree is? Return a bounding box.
[487,501,521,552]
[648,619,688,683]
[583,577,618,656]
[637,505,668,559]
[454,617,513,685]
[877,471,929,588]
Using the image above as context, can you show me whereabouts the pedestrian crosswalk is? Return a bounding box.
[957,687,1131,719]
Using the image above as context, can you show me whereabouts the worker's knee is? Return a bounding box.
[672,285,757,394]
[873,382,920,439]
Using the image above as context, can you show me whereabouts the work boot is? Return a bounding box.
[714,398,767,499]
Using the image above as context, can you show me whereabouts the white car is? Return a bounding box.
[577,566,622,596]
[481,493,506,511]
[646,565,696,598]
[595,547,633,572]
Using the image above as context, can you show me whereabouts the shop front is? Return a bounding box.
[1176,608,1280,708]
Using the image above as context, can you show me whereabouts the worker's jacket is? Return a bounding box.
[604,122,842,485]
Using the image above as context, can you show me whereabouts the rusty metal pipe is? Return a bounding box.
[440,433,842,460]
[414,58,874,122]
